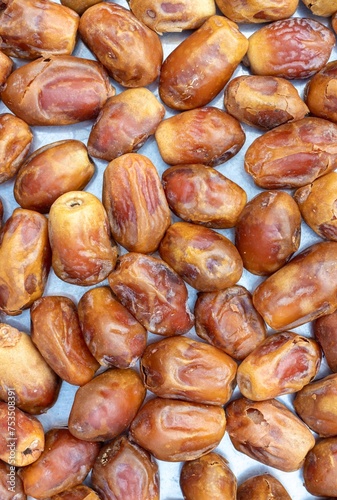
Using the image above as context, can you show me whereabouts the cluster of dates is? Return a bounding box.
[2,0,337,498]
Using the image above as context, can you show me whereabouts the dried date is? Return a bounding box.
[215,0,298,23]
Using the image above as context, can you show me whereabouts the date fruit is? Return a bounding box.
[91,436,159,500]
[235,190,301,275]
[0,460,26,500]
[245,18,335,79]
[60,0,101,15]
[51,485,100,500]
[0,51,12,89]
[68,368,146,442]
[180,452,237,500]
[237,331,321,400]
[129,397,226,462]
[78,286,147,368]
[1,55,115,126]
[159,221,243,292]
[301,0,337,16]
[305,60,337,124]
[303,437,337,497]
[216,0,298,23]
[79,3,163,87]
[49,191,117,286]
[226,397,315,471]
[314,310,337,372]
[140,336,237,405]
[19,428,100,499]
[159,15,248,110]
[162,164,247,229]
[108,252,194,336]
[195,286,266,360]
[237,473,291,500]
[14,140,95,213]
[245,117,337,189]
[103,153,171,253]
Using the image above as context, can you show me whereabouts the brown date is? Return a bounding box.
[51,485,100,500]
[140,336,237,405]
[237,473,291,500]
[0,0,79,60]
[14,140,95,213]
[253,241,337,330]
[79,3,163,87]
[108,252,194,336]
[305,60,337,124]
[0,323,60,414]
[180,452,237,500]
[216,0,298,23]
[294,373,337,437]
[294,172,337,241]
[159,15,248,110]
[0,208,51,315]
[237,331,321,400]
[49,191,117,286]
[102,153,171,253]
[162,164,247,229]
[60,0,101,15]
[303,437,337,497]
[88,88,165,161]
[314,310,337,372]
[91,436,159,500]
[1,55,115,126]
[224,75,309,130]
[245,18,335,79]
[195,285,266,360]
[0,51,12,89]
[68,368,146,442]
[245,117,337,189]
[129,397,226,462]
[0,113,33,184]
[0,401,44,466]
[235,190,301,275]
[333,11,337,34]
[30,296,99,386]
[19,428,100,499]
[78,286,147,369]
[0,460,26,500]
[159,221,243,292]
[302,0,337,16]
[226,397,315,472]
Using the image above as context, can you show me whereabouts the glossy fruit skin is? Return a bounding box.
[305,61,337,124]
[301,0,337,16]
[303,437,337,497]
[0,51,12,89]
[60,0,101,15]
[237,473,291,500]
[314,310,337,372]
[51,485,100,500]
[0,460,26,500]
[215,0,298,23]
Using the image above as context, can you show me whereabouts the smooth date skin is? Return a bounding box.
[303,437,337,497]
[237,473,291,500]
[314,310,337,372]
[215,0,298,23]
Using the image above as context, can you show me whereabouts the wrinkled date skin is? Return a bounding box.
[1,55,115,126]
[108,252,194,336]
[237,473,291,500]
[129,397,226,462]
[159,15,248,110]
[195,285,266,360]
[180,452,237,500]
[294,373,337,437]
[0,51,12,89]
[30,296,99,386]
[215,0,298,23]
[245,117,337,189]
[129,0,216,34]
[49,191,117,286]
[60,0,101,15]
[253,241,337,330]
[0,402,44,467]
[140,336,237,405]
[302,0,337,16]
[51,485,101,500]
[0,460,26,500]
[19,428,100,500]
[0,113,33,184]
[79,3,163,87]
[68,368,146,442]
[162,164,247,229]
[0,208,51,315]
[305,60,337,124]
[78,286,147,369]
[14,140,95,213]
[0,0,79,60]
[314,310,337,372]
[159,221,243,292]
[294,172,337,241]
[235,190,301,275]
[91,436,159,500]
[224,75,308,130]
[0,323,60,414]
[226,397,315,471]
[103,153,171,253]
[88,88,165,161]
[303,437,337,497]
[245,18,335,79]
[155,107,245,167]
[237,331,321,400]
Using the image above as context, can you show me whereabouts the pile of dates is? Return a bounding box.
[1,0,337,498]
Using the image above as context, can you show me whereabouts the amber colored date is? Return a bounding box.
[60,0,101,15]
[302,0,337,16]
[237,473,291,500]
[0,51,12,89]
[303,437,337,497]
[313,310,337,372]
[51,485,100,500]
[215,0,298,23]
[0,460,26,500]
[305,60,337,124]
